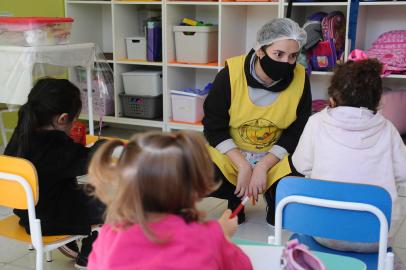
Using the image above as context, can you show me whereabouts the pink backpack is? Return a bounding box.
[281,240,326,270]
[308,11,346,71]
[321,11,346,62]
[366,30,406,75]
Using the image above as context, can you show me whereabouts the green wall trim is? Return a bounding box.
[0,0,64,17]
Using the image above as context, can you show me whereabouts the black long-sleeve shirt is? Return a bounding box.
[203,50,312,155]
[5,130,104,235]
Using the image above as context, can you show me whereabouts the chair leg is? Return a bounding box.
[45,251,52,262]
[268,235,276,245]
[0,111,8,148]
[36,250,43,270]
[385,252,394,270]
[28,244,34,250]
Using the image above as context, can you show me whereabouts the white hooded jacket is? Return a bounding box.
[292,106,406,229]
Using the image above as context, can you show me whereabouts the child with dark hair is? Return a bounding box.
[5,78,105,269]
[291,59,406,259]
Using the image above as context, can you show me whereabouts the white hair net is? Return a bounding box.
[254,18,307,51]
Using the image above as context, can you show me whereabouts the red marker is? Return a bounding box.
[230,196,249,219]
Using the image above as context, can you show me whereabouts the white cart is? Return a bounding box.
[0,43,96,147]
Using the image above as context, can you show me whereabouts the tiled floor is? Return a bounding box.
[0,196,405,269]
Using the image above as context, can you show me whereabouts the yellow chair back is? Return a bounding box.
[0,155,38,209]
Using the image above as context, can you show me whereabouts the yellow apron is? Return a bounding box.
[208,54,305,188]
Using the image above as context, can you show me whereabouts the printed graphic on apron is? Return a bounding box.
[238,118,278,149]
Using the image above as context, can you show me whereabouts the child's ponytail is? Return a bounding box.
[88,139,125,206]
[9,103,39,157]
[89,131,217,243]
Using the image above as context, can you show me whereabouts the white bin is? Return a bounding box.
[122,70,162,96]
[171,91,207,123]
[125,37,146,60]
[173,26,218,64]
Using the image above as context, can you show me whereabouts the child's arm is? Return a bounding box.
[391,125,406,184]
[217,209,238,240]
[53,137,107,178]
[291,116,316,177]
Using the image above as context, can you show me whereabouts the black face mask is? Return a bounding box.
[259,53,296,81]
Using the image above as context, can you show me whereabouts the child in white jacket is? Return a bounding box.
[292,59,406,256]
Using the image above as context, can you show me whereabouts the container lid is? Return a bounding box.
[173,25,218,33]
[122,70,162,76]
[171,90,207,97]
[125,37,146,40]
[147,21,161,27]
[0,17,74,24]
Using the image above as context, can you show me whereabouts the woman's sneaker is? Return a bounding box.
[264,189,275,227]
[74,231,98,269]
[58,240,79,259]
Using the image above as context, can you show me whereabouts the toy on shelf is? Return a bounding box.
[173,82,212,97]
[147,18,162,62]
[181,18,213,27]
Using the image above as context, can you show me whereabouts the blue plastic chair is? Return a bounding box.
[273,176,395,270]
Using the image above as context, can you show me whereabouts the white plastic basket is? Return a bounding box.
[173,26,218,64]
[122,70,162,96]
[171,90,207,123]
[125,37,147,60]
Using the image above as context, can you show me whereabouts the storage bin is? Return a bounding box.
[125,37,147,60]
[120,93,162,119]
[122,70,163,96]
[173,26,218,64]
[0,17,73,46]
[171,90,207,123]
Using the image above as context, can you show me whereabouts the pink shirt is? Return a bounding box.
[88,215,253,270]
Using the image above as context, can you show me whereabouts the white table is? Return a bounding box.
[0,43,96,146]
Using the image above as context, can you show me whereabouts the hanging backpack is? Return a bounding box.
[322,11,346,60]
[303,12,327,51]
[301,12,327,73]
[366,30,406,75]
[307,11,346,71]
